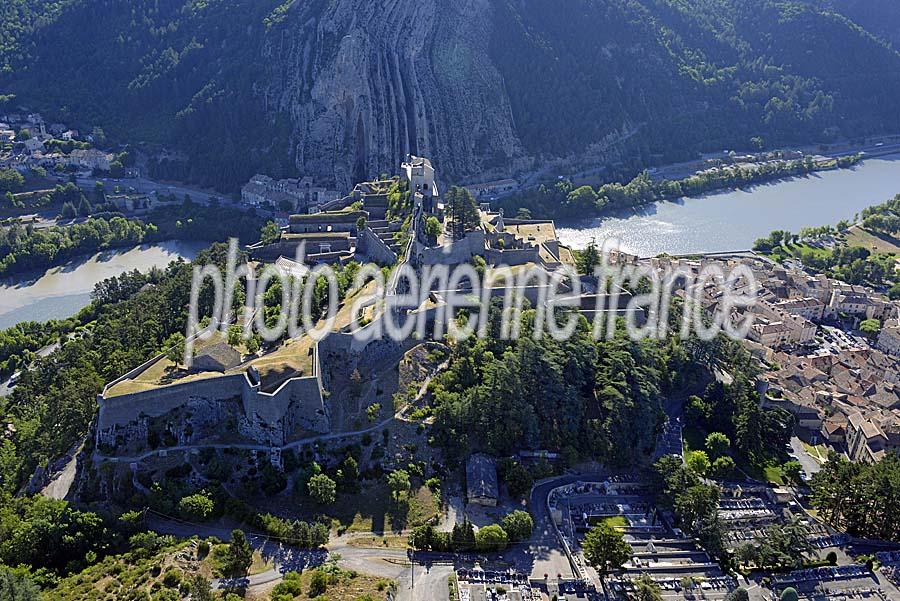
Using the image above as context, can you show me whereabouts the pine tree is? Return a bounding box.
[577,241,600,275]
[226,530,253,576]
[445,186,479,240]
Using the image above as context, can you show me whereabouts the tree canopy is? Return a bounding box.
[810,453,900,540]
[581,522,632,577]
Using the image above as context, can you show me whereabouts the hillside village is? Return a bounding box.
[664,255,900,465]
[0,111,120,178]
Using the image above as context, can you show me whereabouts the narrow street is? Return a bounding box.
[790,436,823,479]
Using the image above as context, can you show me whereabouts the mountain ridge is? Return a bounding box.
[2,0,900,191]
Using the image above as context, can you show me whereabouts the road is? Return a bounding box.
[525,473,608,581]
[40,452,79,500]
[141,473,603,599]
[330,537,452,601]
[510,134,900,195]
[148,514,451,599]
[0,342,58,398]
[6,173,278,230]
[0,376,15,397]
[75,175,222,206]
[790,436,823,479]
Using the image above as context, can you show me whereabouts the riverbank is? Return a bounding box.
[556,152,900,256]
[499,152,863,223]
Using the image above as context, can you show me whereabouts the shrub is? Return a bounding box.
[474,524,509,552]
[308,474,337,505]
[724,588,750,601]
[162,569,182,588]
[129,532,168,559]
[178,493,215,521]
[687,450,711,476]
[501,461,533,499]
[782,461,804,484]
[705,432,731,459]
[501,511,534,542]
[308,569,328,597]
[272,571,303,599]
[781,587,799,601]
[711,456,737,478]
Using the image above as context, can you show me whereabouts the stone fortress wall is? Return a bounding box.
[94,317,417,457]
[357,226,399,265]
[96,337,329,454]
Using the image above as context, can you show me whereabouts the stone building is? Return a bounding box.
[877,321,900,357]
[95,342,329,453]
[192,343,242,373]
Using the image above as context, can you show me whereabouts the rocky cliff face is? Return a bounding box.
[262,0,527,190]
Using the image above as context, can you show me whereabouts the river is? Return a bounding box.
[0,240,207,330]
[557,153,900,256]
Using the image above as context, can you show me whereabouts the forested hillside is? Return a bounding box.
[0,0,295,190]
[819,0,900,47]
[491,0,900,164]
[1,0,899,191]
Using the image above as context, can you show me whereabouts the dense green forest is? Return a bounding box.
[426,295,765,467]
[2,0,900,191]
[811,453,900,541]
[0,245,232,495]
[491,0,900,163]
[818,0,900,47]
[0,217,151,276]
[0,0,295,191]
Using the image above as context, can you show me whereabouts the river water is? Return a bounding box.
[557,153,900,256]
[0,240,206,330]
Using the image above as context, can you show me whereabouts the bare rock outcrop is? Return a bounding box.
[262,0,528,189]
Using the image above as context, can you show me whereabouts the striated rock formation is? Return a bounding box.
[261,0,528,190]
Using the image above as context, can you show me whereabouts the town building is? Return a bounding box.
[241,174,340,213]
[847,411,895,463]
[751,299,817,346]
[22,138,44,153]
[465,178,520,199]
[877,321,900,357]
[774,297,826,322]
[66,148,111,172]
[829,284,896,322]
[107,193,157,213]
